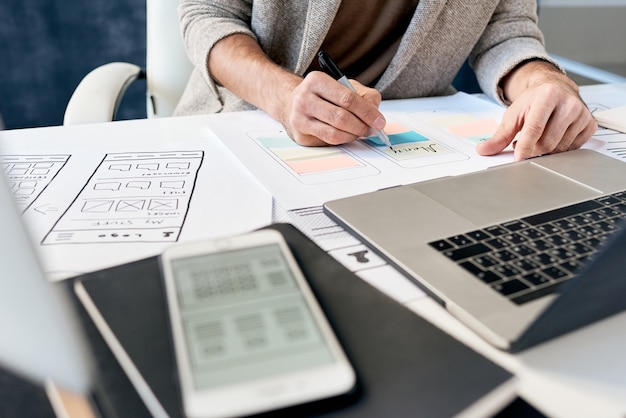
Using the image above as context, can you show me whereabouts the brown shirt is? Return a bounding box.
[307,0,419,86]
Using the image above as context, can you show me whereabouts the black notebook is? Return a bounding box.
[70,223,514,418]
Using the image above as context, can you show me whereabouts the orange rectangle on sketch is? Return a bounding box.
[447,119,499,138]
[287,154,362,174]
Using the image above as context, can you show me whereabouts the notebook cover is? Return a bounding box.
[70,223,512,417]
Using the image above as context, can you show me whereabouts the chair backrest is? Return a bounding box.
[146,0,194,118]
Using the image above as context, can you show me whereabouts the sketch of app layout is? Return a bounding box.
[43,151,204,245]
[363,122,468,168]
[1,155,70,212]
[248,131,379,184]
[411,108,500,146]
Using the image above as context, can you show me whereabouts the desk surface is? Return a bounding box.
[2,84,626,417]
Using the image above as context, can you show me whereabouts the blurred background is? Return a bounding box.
[1,0,625,130]
[0,0,146,129]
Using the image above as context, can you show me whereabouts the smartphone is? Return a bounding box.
[160,229,356,418]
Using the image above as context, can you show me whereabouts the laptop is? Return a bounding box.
[324,149,626,352]
[0,168,93,411]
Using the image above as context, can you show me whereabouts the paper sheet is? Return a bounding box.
[213,93,511,209]
[272,202,426,304]
[0,117,273,280]
[579,83,626,161]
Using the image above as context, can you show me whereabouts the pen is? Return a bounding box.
[317,50,392,149]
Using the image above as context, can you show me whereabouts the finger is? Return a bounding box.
[534,101,597,155]
[349,79,382,107]
[289,106,365,146]
[513,104,552,161]
[305,97,372,142]
[476,106,522,156]
[309,72,386,132]
[568,114,598,150]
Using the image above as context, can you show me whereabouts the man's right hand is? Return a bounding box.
[208,34,385,146]
[280,72,386,146]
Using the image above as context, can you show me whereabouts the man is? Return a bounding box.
[175,1,596,161]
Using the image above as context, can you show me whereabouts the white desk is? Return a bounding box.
[2,83,626,417]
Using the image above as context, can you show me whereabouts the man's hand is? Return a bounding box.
[281,72,386,146]
[208,34,385,147]
[476,60,597,161]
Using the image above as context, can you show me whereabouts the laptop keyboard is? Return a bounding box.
[429,192,626,305]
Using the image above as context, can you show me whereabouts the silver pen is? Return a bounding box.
[318,50,392,149]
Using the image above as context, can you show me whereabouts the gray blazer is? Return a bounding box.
[175,0,556,116]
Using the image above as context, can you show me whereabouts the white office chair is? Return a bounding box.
[63,1,626,126]
[63,0,193,124]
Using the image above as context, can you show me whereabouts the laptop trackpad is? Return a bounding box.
[413,162,601,226]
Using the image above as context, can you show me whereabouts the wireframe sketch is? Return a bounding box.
[1,155,70,212]
[410,108,501,146]
[362,121,468,167]
[248,131,380,184]
[42,151,204,244]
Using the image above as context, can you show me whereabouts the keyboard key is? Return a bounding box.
[502,220,528,231]
[429,240,453,251]
[583,211,605,222]
[466,230,490,241]
[502,233,527,244]
[553,219,577,230]
[448,234,473,246]
[547,248,576,260]
[493,264,522,278]
[580,225,602,237]
[541,266,569,280]
[547,235,570,246]
[597,221,619,233]
[581,237,602,248]
[522,272,550,286]
[528,239,552,251]
[510,244,535,257]
[613,192,626,201]
[523,200,602,226]
[471,255,499,268]
[492,249,517,262]
[520,228,544,240]
[485,225,507,236]
[567,215,592,226]
[566,242,593,255]
[460,261,501,283]
[511,281,565,305]
[597,196,621,206]
[537,223,561,234]
[492,279,529,296]
[530,253,558,266]
[614,203,626,213]
[512,259,541,272]
[563,230,586,241]
[597,207,621,217]
[560,259,584,274]
[485,237,508,249]
[443,243,491,261]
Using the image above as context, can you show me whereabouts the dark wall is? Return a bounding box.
[0,0,147,129]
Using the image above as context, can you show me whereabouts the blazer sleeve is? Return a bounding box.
[469,0,563,105]
[178,0,257,97]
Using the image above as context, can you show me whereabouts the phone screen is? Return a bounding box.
[170,243,336,390]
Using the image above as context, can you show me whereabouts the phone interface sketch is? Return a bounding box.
[42,151,203,244]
